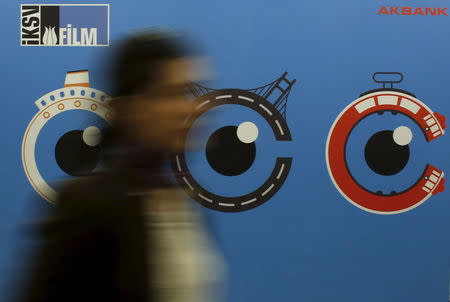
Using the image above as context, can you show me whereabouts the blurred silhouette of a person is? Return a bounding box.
[20,29,224,302]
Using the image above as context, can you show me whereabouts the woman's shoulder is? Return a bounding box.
[57,172,129,212]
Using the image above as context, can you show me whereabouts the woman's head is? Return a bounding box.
[107,29,204,153]
[111,29,192,97]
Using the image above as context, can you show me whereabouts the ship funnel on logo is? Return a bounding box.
[42,26,58,45]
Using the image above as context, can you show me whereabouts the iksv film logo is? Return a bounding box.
[20,4,109,46]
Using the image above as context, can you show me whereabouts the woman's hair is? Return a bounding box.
[110,29,192,97]
[101,29,193,154]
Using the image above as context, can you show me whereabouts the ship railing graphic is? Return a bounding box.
[189,72,296,120]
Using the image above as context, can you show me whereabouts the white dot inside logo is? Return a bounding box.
[393,126,413,146]
[83,126,102,147]
[237,122,258,143]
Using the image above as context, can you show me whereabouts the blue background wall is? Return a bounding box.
[1,0,450,301]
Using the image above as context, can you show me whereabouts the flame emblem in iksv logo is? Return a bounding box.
[42,26,57,45]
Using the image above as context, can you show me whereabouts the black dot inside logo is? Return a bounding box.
[364,130,409,176]
[206,126,256,176]
[55,130,100,176]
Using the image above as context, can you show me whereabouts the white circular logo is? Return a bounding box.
[22,70,111,203]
